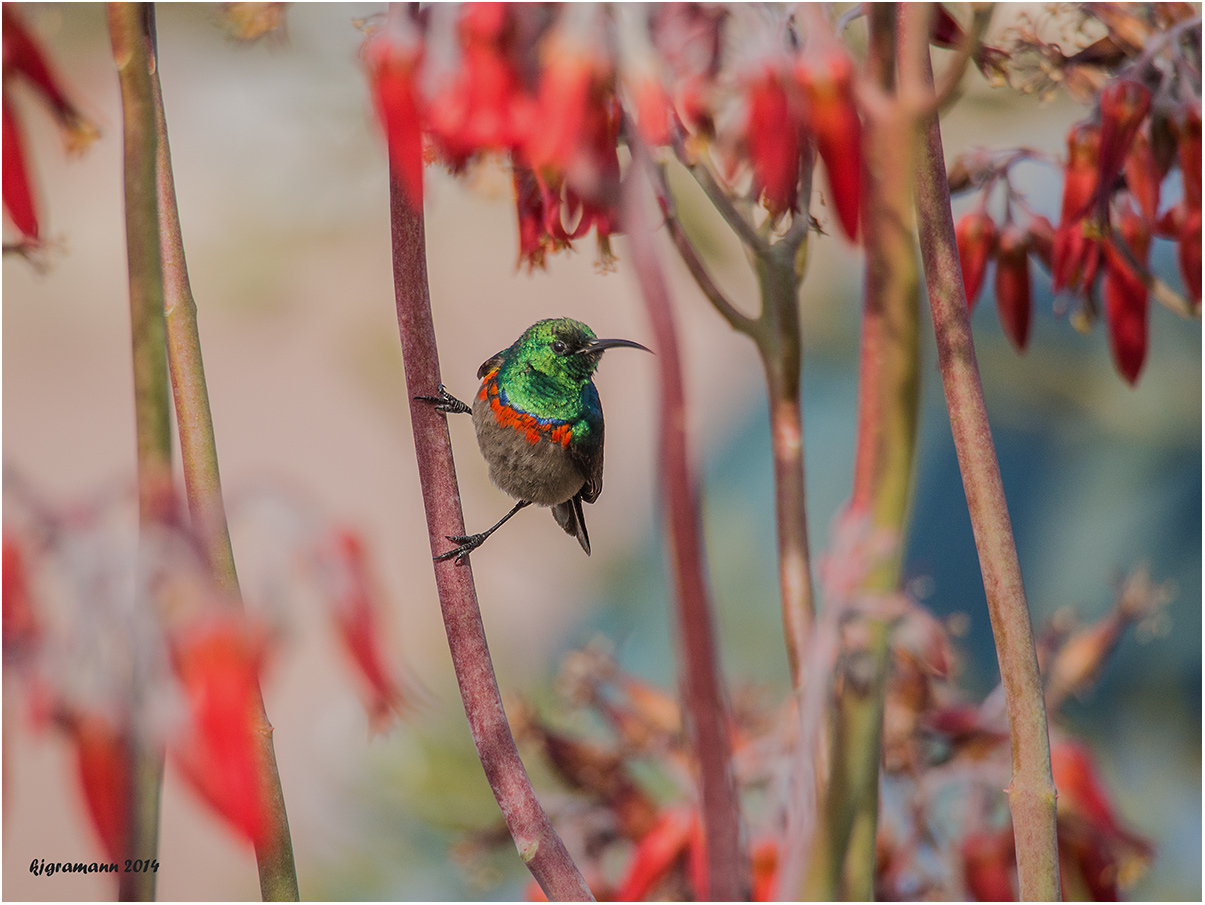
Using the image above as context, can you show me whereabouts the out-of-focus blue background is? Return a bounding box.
[3,4,1199,901]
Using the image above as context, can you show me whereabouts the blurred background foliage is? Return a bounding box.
[3,3,1199,901]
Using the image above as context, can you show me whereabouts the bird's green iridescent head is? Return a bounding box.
[503,318,650,387]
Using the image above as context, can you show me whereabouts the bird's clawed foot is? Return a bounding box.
[415,385,471,415]
[433,532,488,565]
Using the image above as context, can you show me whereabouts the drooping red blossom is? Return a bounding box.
[955,209,997,309]
[629,72,672,148]
[513,163,566,270]
[994,224,1032,351]
[66,712,132,863]
[2,96,39,240]
[1123,130,1161,221]
[1053,122,1102,292]
[365,22,425,210]
[425,4,535,170]
[3,5,99,149]
[742,65,805,219]
[1061,123,1102,223]
[1051,739,1153,900]
[3,532,40,661]
[1095,78,1152,214]
[518,16,621,266]
[1102,204,1151,385]
[1175,101,1201,207]
[4,6,75,113]
[797,48,862,240]
[614,807,703,901]
[326,528,407,732]
[170,616,271,847]
[962,827,1017,901]
[1,5,98,240]
[3,3,98,242]
[524,24,614,196]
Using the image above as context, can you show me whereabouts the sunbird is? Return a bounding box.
[417,318,651,563]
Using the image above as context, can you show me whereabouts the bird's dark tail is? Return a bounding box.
[551,494,591,555]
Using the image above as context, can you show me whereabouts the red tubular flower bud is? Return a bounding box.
[1060,122,1102,224]
[797,50,862,241]
[614,808,698,902]
[743,67,804,219]
[513,165,554,270]
[1053,123,1102,291]
[1103,205,1151,384]
[3,88,39,241]
[961,829,1017,902]
[1176,101,1202,209]
[170,616,271,847]
[995,225,1032,352]
[1097,79,1152,207]
[3,6,75,120]
[326,529,407,732]
[365,29,425,210]
[955,209,997,309]
[68,714,132,863]
[1178,206,1201,305]
[632,75,672,147]
[1124,130,1161,221]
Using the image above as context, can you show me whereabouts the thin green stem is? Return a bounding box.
[910,17,1061,902]
[753,243,815,689]
[809,30,924,905]
[147,11,299,899]
[107,3,167,899]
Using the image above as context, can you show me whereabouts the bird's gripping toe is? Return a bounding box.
[415,385,471,415]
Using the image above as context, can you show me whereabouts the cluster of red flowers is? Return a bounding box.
[3,484,408,863]
[954,7,1201,385]
[363,4,863,271]
[492,567,1161,901]
[2,6,97,249]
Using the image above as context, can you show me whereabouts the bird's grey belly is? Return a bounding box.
[472,398,585,505]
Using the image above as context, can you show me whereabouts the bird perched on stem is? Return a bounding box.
[417,318,651,563]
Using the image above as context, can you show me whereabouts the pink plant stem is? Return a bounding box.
[147,13,299,898]
[909,21,1061,903]
[624,146,749,902]
[387,171,592,901]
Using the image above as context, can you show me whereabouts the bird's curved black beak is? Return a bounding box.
[578,337,653,355]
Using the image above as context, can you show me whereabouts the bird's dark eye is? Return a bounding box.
[551,340,568,355]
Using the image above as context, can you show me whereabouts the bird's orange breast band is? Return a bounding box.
[479,370,573,448]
